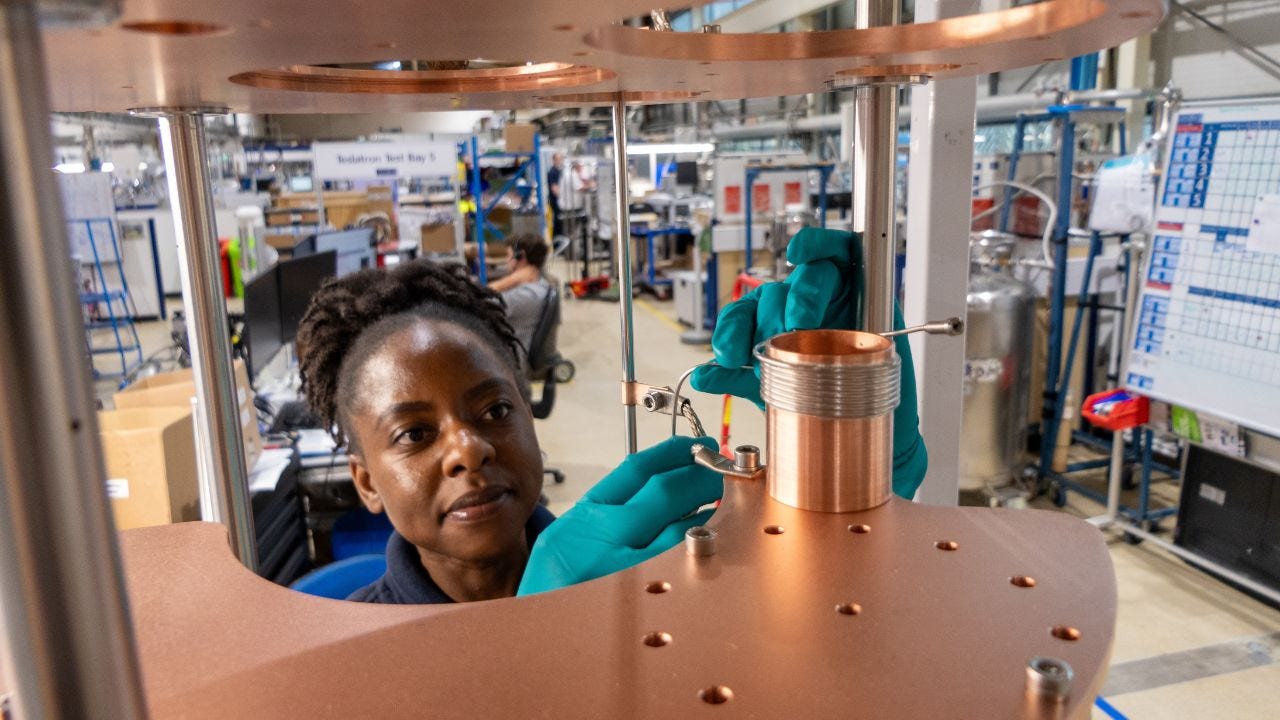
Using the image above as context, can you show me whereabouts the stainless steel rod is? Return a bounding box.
[611,98,639,454]
[0,2,147,716]
[852,0,901,334]
[154,111,258,570]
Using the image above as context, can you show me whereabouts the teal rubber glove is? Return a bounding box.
[518,436,722,596]
[689,227,928,499]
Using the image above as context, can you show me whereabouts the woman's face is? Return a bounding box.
[345,320,542,565]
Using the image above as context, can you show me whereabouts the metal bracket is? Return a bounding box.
[692,443,765,480]
[624,381,693,417]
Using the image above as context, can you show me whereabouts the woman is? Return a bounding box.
[296,261,718,604]
[297,226,928,604]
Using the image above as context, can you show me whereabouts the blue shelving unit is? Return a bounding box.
[469,134,545,283]
[74,217,144,384]
[1001,106,1179,526]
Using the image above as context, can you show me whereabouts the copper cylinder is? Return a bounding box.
[757,330,899,512]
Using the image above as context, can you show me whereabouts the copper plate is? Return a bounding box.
[118,476,1114,719]
[36,0,1165,112]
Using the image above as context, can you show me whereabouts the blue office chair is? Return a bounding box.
[330,507,395,560]
[290,554,387,600]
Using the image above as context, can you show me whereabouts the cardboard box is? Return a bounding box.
[420,223,456,254]
[265,208,319,227]
[114,358,263,470]
[504,123,537,154]
[99,407,199,530]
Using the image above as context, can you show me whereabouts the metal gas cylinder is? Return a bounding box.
[961,231,1035,490]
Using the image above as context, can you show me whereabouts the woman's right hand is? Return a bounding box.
[517,436,722,596]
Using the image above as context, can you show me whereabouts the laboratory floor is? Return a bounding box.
[110,278,1280,719]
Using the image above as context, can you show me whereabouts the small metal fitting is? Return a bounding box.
[880,317,965,338]
[734,445,761,472]
[692,443,765,480]
[685,526,717,557]
[641,389,669,412]
[701,23,722,33]
[1025,656,1073,702]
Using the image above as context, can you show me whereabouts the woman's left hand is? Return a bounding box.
[518,436,722,596]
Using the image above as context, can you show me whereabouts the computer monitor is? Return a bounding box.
[288,175,314,192]
[243,267,283,381]
[308,228,374,277]
[675,161,699,188]
[278,250,337,344]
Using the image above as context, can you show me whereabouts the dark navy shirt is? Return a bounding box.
[347,505,556,604]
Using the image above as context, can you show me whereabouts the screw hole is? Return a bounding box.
[835,603,861,616]
[763,525,785,535]
[698,685,734,704]
[848,524,871,534]
[70,419,82,431]
[645,581,671,594]
[1051,625,1081,641]
[935,540,959,551]
[1011,575,1037,588]
[553,23,575,31]
[642,631,672,647]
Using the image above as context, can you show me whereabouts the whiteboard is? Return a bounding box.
[1124,101,1280,436]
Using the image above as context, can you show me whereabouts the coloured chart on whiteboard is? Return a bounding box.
[1125,104,1280,435]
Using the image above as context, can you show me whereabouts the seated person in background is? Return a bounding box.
[488,233,553,356]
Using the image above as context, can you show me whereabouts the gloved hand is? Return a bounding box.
[518,436,722,596]
[689,227,928,499]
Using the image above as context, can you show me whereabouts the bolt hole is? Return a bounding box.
[642,631,672,647]
[1011,575,1037,588]
[763,525,785,535]
[836,602,861,616]
[70,419,82,431]
[698,685,734,704]
[848,524,871,534]
[645,581,671,594]
[1051,625,1081,642]
[935,540,959,551]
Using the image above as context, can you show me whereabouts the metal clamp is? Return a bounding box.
[692,443,765,480]
[880,317,964,338]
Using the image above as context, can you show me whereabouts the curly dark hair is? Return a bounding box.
[295,260,523,450]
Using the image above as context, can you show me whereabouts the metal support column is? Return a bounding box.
[851,0,901,334]
[140,108,258,571]
[904,0,980,505]
[0,1,147,716]
[611,98,638,454]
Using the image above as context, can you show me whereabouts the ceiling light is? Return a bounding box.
[626,142,714,155]
[54,162,86,174]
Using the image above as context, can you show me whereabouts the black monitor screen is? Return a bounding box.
[675,161,699,187]
[278,250,337,344]
[313,228,375,277]
[244,267,283,380]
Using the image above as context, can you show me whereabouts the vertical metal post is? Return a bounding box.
[0,1,147,717]
[1039,116,1076,479]
[142,108,258,571]
[470,136,488,283]
[903,0,980,505]
[611,98,638,454]
[852,0,901,334]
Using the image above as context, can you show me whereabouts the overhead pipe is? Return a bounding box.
[710,88,1151,140]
